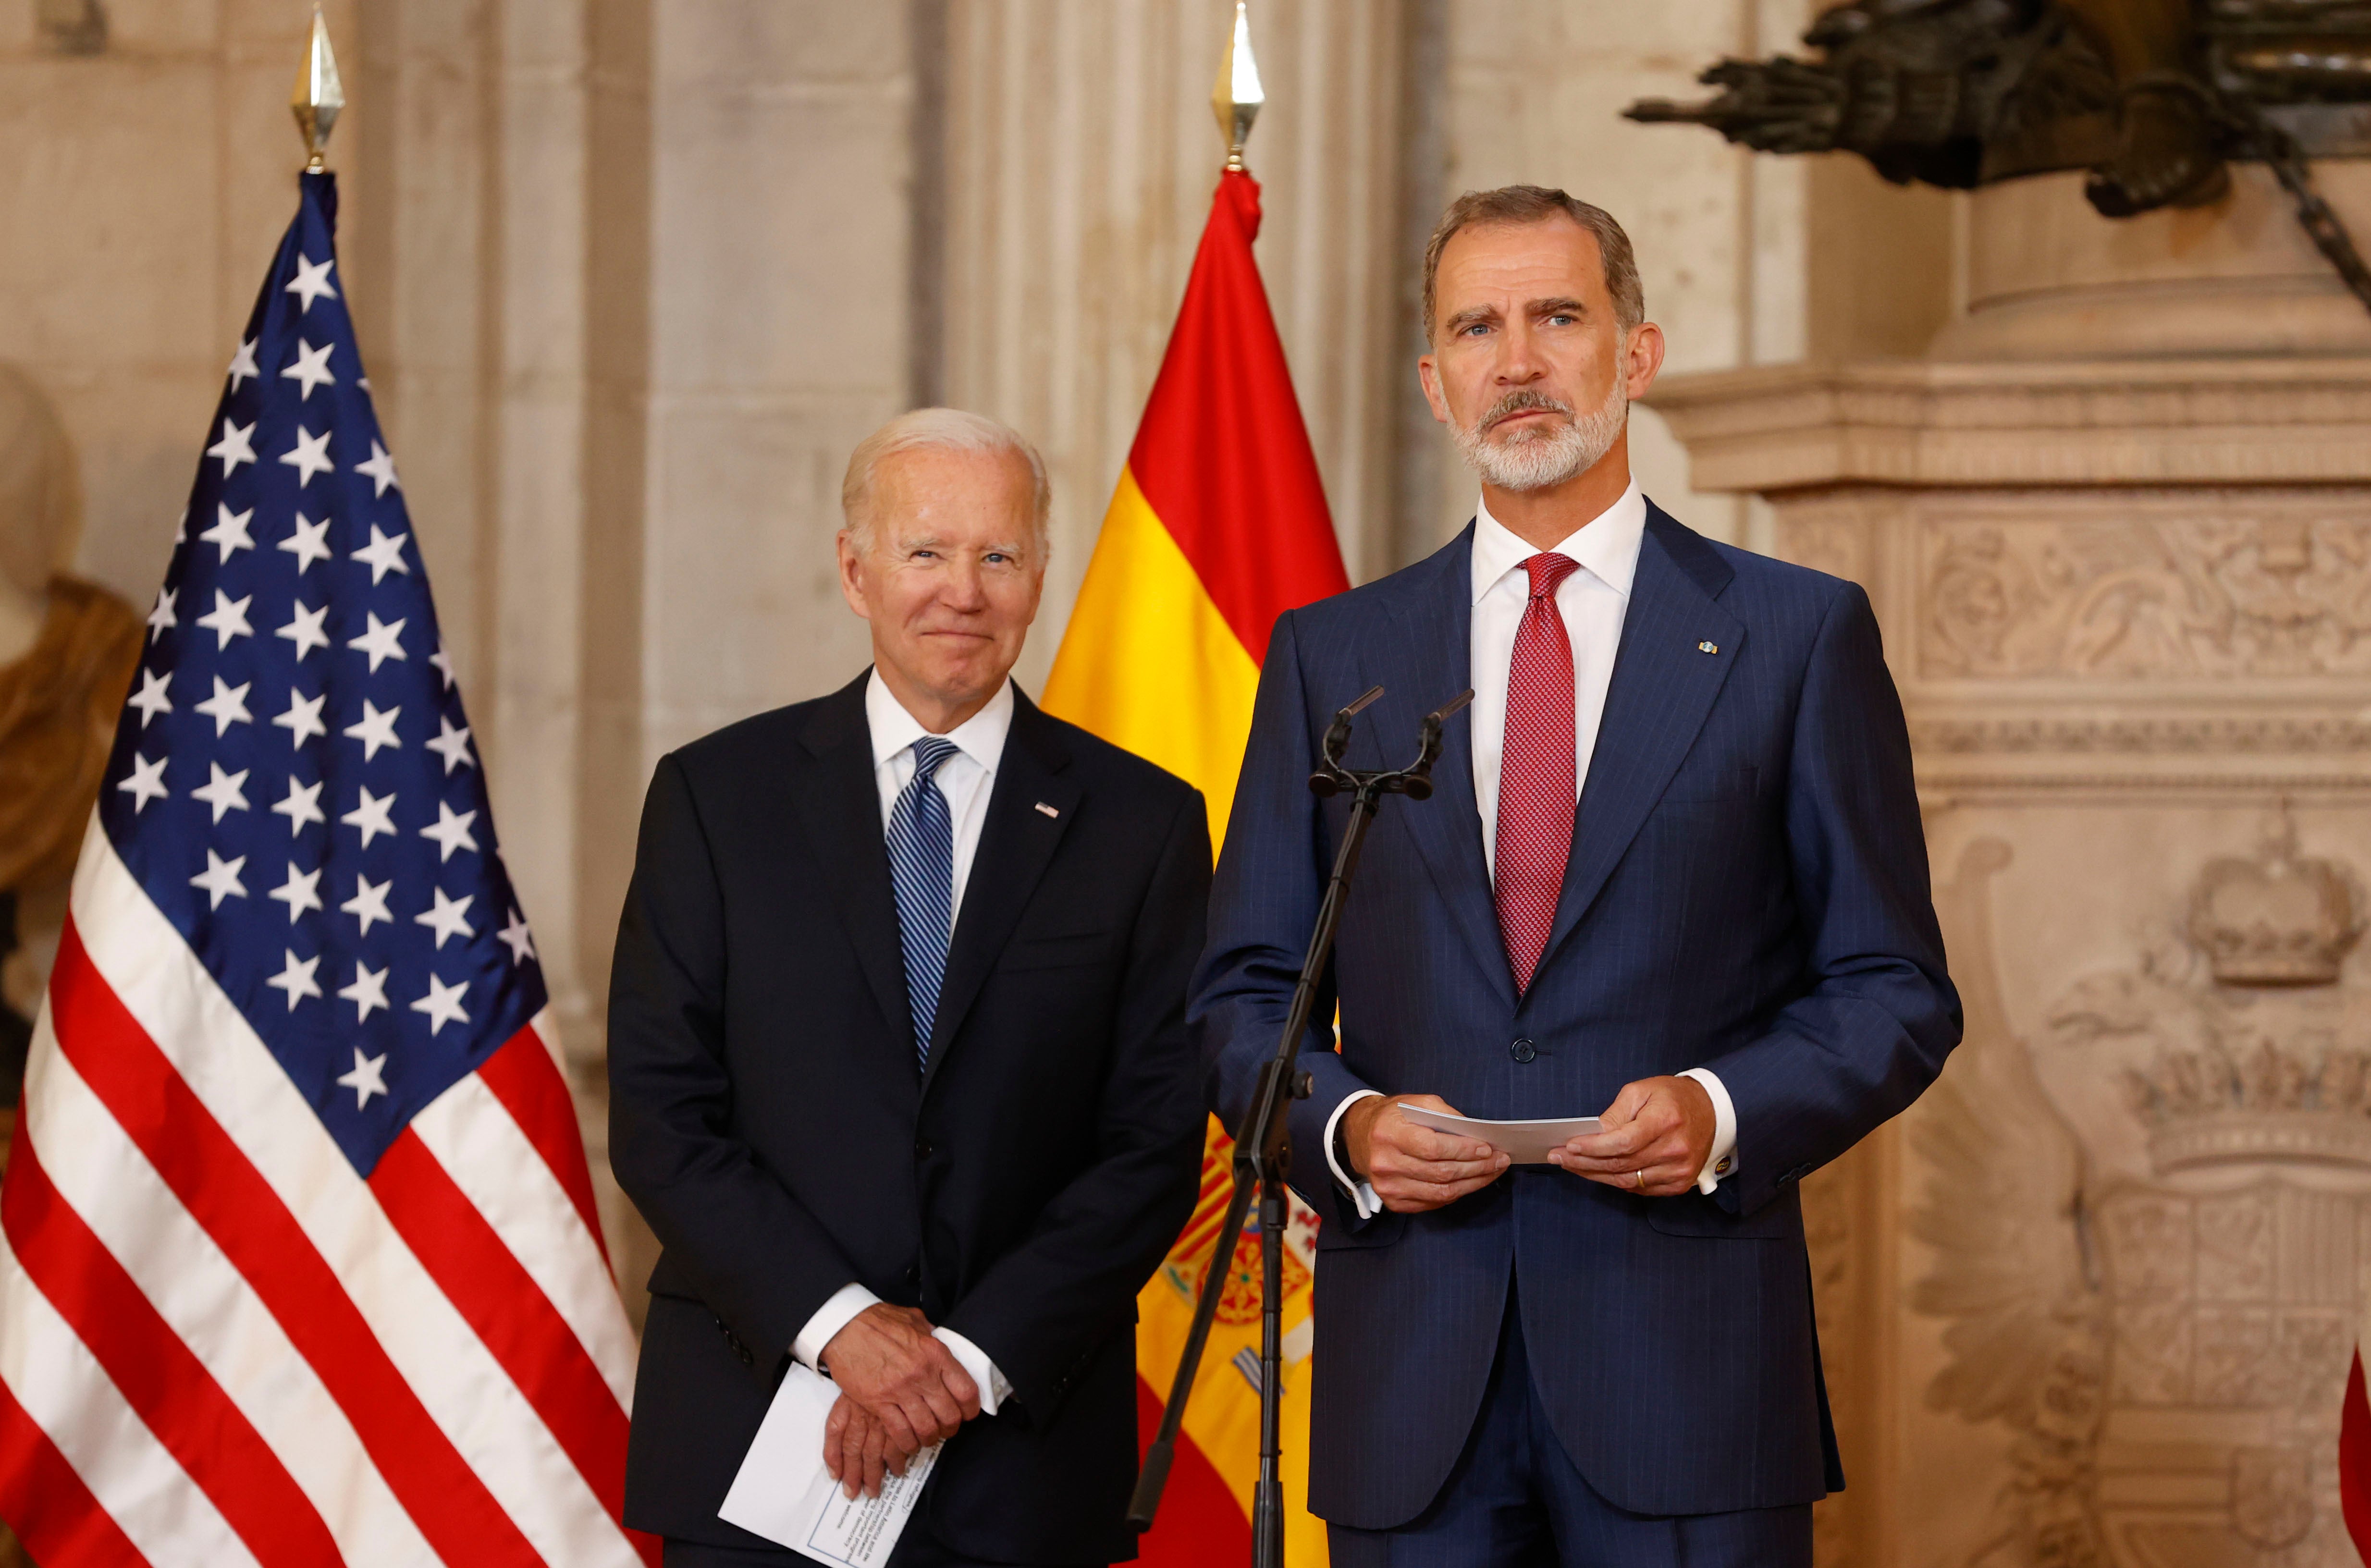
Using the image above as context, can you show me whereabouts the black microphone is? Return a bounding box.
[1310,685,1385,796]
[1399,689,1474,800]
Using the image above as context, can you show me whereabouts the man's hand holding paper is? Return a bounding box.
[1340,1093,1511,1213]
[1351,1073,1716,1211]
[1547,1073,1718,1197]
[818,1304,978,1499]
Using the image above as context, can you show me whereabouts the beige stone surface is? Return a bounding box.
[1657,166,2371,1561]
[1941,167,2371,361]
[0,1,357,614]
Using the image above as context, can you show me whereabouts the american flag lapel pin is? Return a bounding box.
[1034,801,1060,819]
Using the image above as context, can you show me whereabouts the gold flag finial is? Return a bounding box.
[290,6,344,172]
[1210,1,1264,172]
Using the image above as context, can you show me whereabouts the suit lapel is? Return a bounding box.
[1532,506,1743,984]
[920,692,1080,1095]
[1380,527,1517,1012]
[788,674,918,1064]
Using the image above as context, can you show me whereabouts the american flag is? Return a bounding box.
[0,172,652,1567]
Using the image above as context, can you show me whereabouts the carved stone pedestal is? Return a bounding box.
[1654,347,2371,1567]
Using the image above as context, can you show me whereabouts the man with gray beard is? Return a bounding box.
[1192,186,1959,1565]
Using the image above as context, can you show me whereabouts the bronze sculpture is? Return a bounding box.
[1629,0,2371,307]
[0,364,141,1121]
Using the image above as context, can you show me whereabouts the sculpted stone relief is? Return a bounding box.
[1920,514,2371,682]
[1918,815,2371,1568]
[1910,716,2371,757]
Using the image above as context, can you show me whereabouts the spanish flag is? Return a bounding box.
[1042,168,1350,1565]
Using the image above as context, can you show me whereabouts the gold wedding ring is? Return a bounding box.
[1633,1169,1646,1190]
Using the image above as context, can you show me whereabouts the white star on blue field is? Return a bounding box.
[100,173,548,1176]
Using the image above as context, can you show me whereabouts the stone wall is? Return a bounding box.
[1652,165,2371,1568]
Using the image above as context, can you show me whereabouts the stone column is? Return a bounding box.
[590,0,922,1305]
[1649,165,2371,1568]
[933,0,1405,685]
[345,1,924,1311]
[352,0,661,1310]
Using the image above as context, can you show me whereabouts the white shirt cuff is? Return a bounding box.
[792,1282,881,1373]
[1678,1067,1738,1195]
[792,1283,1010,1419]
[934,1327,1012,1417]
[1323,1090,1385,1221]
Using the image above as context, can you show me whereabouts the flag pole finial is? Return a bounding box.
[1211,1,1264,173]
[290,5,344,172]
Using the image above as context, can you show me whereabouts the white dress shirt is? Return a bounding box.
[788,671,1016,1412]
[1322,485,1740,1214]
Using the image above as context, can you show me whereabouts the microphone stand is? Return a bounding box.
[1130,684,1474,1568]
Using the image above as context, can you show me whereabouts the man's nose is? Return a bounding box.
[1496,321,1546,383]
[941,560,989,608]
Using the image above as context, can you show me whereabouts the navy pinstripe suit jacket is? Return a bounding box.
[1192,504,1961,1527]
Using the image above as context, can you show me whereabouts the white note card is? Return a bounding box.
[719,1362,938,1568]
[1394,1105,1604,1164]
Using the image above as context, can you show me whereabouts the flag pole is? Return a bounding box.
[290,4,344,172]
[1125,19,1311,1561]
[1212,0,1264,174]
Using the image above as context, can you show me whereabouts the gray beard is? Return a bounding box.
[1451,380,1628,494]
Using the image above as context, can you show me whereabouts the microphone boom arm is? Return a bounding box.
[1130,684,1474,1568]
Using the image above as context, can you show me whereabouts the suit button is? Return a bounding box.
[1510,1038,1536,1064]
[914,1139,933,1160]
[905,1264,921,1286]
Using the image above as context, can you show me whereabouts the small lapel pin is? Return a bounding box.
[1696,641,1719,655]
[1034,801,1060,819]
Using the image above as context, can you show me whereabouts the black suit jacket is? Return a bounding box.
[608,674,1210,1562]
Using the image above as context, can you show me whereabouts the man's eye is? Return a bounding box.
[1460,322,1490,337]
[1546,313,1576,327]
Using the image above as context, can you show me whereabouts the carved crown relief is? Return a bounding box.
[1918,818,2371,1568]
[1921,517,2371,681]
[2188,817,2364,990]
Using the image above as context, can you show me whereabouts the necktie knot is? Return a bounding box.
[1522,552,1580,601]
[909,735,960,783]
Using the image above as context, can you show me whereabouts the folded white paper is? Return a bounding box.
[1394,1106,1605,1164]
[719,1362,938,1568]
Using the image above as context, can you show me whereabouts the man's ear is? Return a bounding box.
[835,531,872,620]
[1622,323,1668,402]
[1417,355,1450,426]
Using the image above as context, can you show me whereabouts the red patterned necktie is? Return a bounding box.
[1495,552,1581,992]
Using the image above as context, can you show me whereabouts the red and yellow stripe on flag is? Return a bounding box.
[1042,167,1350,1566]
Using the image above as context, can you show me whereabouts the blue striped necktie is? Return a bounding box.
[886,736,962,1070]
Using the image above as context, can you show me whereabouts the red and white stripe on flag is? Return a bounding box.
[0,824,653,1566]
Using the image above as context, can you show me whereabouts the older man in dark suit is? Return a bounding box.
[1196,187,1962,1567]
[609,408,1209,1568]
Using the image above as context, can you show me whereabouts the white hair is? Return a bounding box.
[1449,373,1629,493]
[839,406,1052,560]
